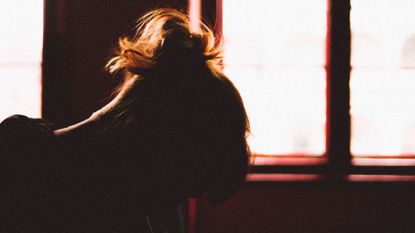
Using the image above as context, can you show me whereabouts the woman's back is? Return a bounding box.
[0,8,250,233]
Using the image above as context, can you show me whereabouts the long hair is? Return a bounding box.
[101,8,250,206]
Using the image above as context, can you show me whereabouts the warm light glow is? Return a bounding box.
[248,174,324,182]
[223,0,327,155]
[0,0,43,121]
[188,0,201,33]
[347,175,415,182]
[351,0,415,155]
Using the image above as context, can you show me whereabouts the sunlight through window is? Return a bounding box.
[351,0,415,156]
[223,0,327,155]
[0,0,43,121]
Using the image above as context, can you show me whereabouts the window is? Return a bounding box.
[222,0,326,156]
[193,0,415,179]
[351,0,415,157]
[0,1,43,121]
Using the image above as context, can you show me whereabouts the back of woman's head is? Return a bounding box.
[105,8,250,206]
[106,8,221,76]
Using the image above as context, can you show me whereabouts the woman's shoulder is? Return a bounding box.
[0,115,66,231]
[0,114,54,131]
[0,114,57,157]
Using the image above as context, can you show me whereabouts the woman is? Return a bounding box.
[0,8,250,232]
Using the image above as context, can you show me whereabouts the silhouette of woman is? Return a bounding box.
[0,8,250,233]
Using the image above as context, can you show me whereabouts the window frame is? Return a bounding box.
[197,0,415,180]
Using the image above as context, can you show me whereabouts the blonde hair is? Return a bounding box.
[102,8,250,206]
[106,8,222,77]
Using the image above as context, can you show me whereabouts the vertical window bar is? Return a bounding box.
[326,0,352,175]
[43,0,70,125]
[201,0,221,38]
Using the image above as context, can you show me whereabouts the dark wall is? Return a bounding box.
[43,0,187,126]
[196,181,415,233]
[42,1,415,233]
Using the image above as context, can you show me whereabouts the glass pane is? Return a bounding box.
[223,0,327,155]
[0,1,43,63]
[351,0,415,155]
[0,0,43,121]
[0,65,42,120]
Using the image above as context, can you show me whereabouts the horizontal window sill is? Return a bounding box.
[352,157,415,166]
[252,155,326,166]
[252,155,415,166]
[247,173,415,182]
[248,156,415,181]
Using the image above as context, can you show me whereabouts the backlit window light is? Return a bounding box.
[351,0,415,156]
[223,0,327,155]
[0,0,43,121]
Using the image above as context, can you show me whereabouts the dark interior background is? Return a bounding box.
[43,0,188,127]
[196,182,415,233]
[42,1,415,232]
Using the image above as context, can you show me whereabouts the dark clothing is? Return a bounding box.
[0,115,184,233]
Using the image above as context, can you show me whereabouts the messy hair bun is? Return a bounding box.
[104,8,250,207]
[106,8,222,76]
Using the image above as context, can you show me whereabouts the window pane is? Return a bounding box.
[351,0,415,155]
[0,65,42,120]
[223,0,327,155]
[0,0,43,120]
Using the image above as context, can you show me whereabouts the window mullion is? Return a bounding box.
[326,0,352,175]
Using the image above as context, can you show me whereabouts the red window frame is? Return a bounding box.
[189,0,415,180]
